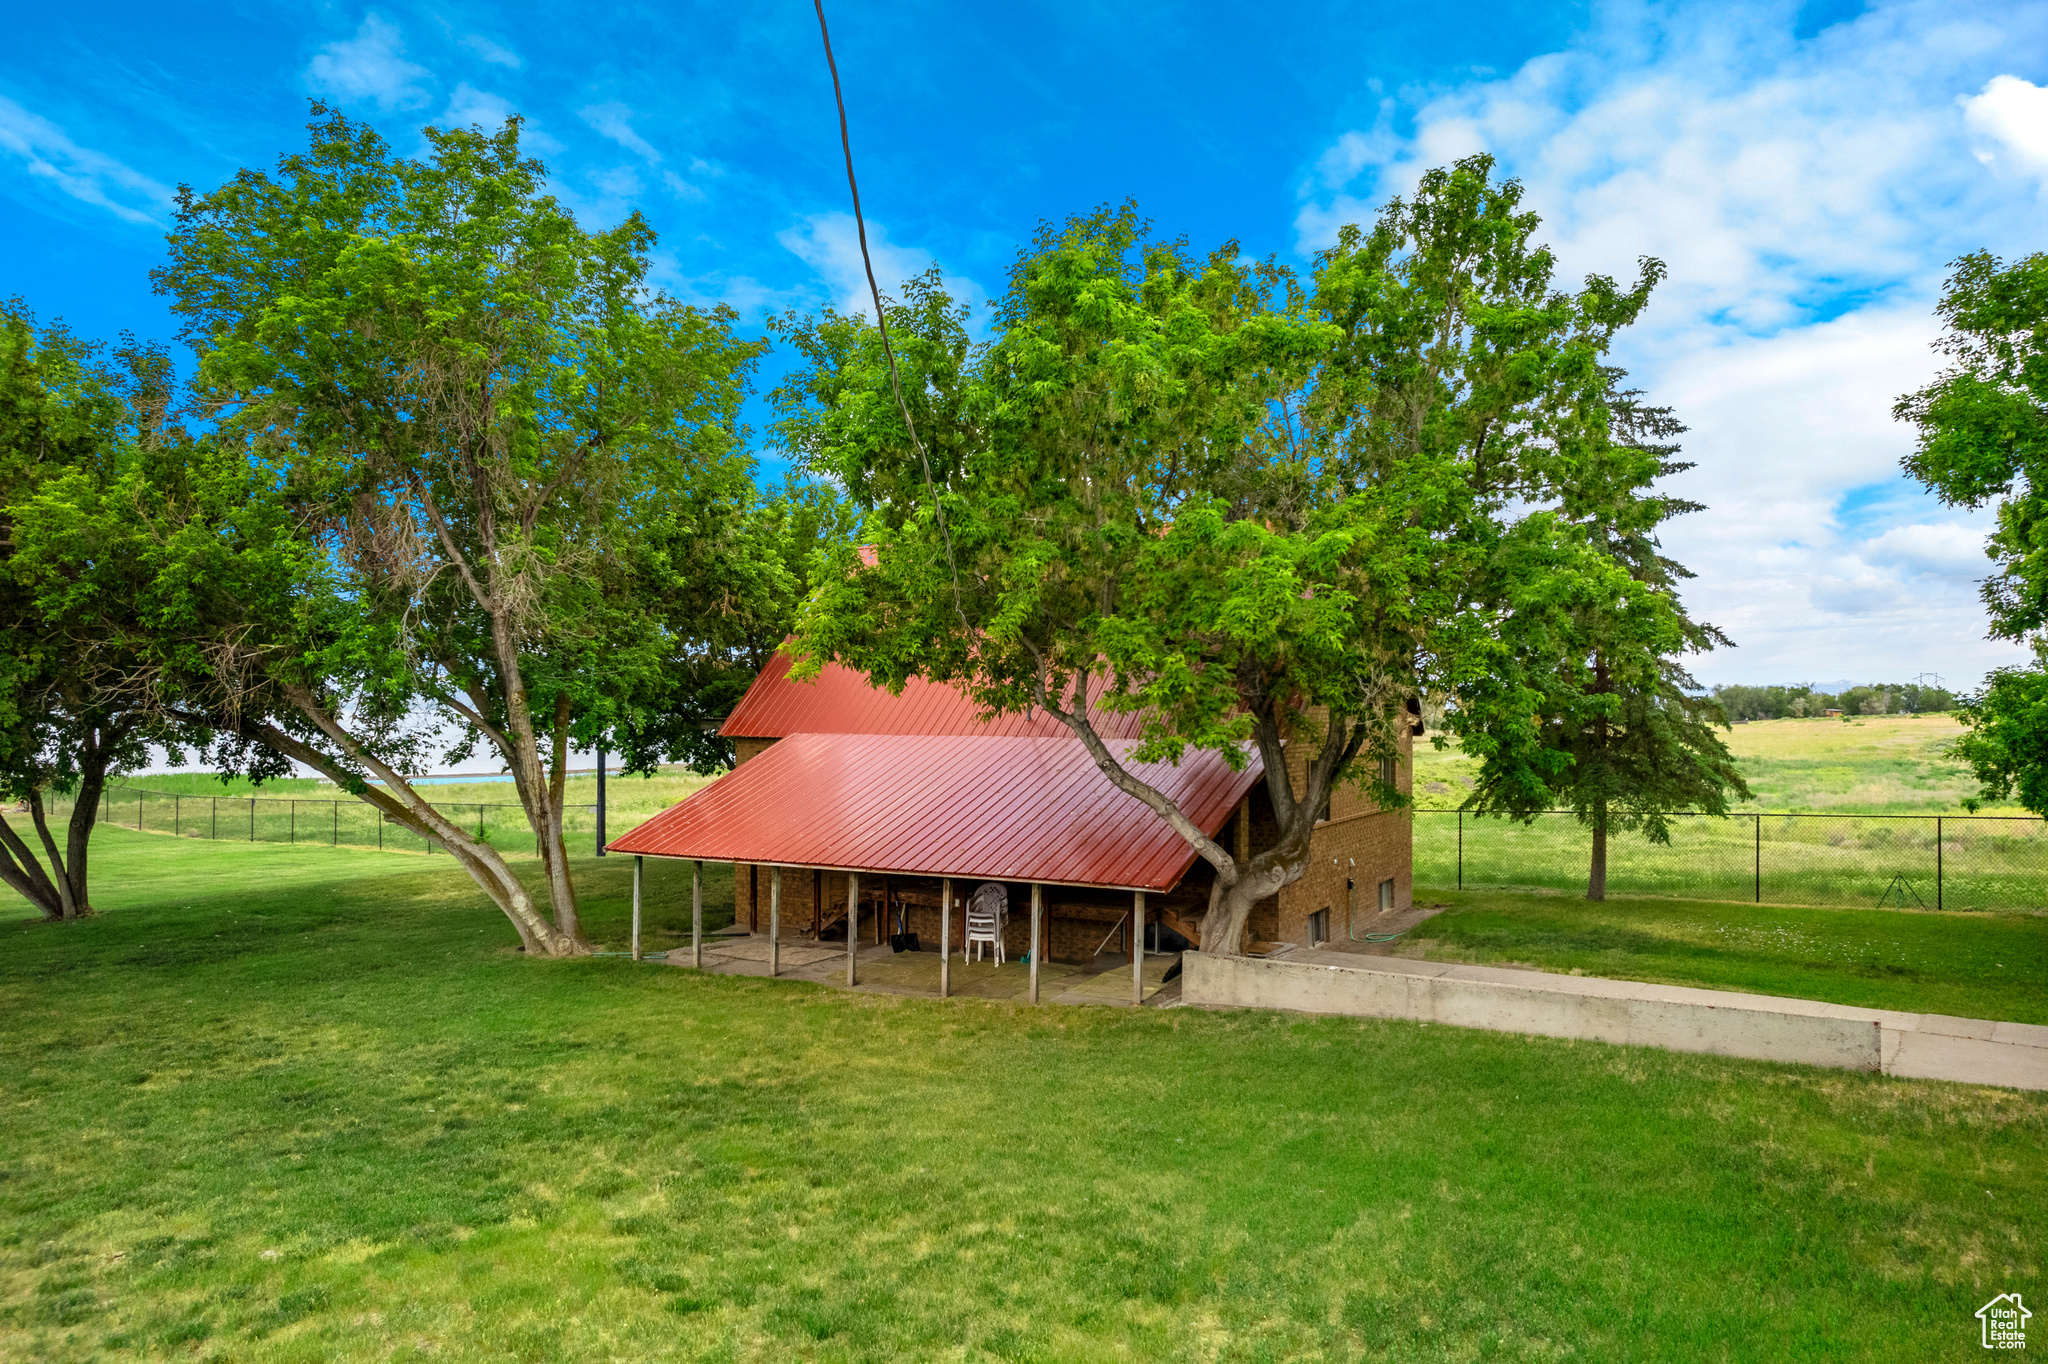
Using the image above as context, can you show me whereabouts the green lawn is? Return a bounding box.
[1397,888,2048,1023]
[3,832,2043,1361]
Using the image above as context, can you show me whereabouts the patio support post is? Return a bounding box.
[632,856,643,961]
[940,878,952,999]
[1132,890,1145,1007]
[847,872,860,986]
[769,866,781,978]
[691,860,704,969]
[1029,884,1042,1004]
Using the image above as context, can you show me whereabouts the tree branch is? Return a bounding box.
[407,469,492,615]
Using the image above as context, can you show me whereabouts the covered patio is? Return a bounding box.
[672,933,1185,1005]
[604,729,1262,1007]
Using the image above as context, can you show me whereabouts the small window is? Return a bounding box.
[1378,879,1395,913]
[1307,907,1330,946]
[1379,754,1397,787]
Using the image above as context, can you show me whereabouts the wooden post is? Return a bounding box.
[691,860,703,969]
[940,878,952,999]
[1029,884,1042,1004]
[769,866,781,978]
[847,872,860,986]
[1132,890,1145,1007]
[632,855,643,961]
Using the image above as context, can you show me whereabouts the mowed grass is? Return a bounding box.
[4,833,2045,1362]
[1396,888,2048,1023]
[1413,713,2007,813]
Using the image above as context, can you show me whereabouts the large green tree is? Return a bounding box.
[1461,384,1747,899]
[776,159,1674,954]
[1895,250,2048,811]
[19,108,778,954]
[0,305,182,919]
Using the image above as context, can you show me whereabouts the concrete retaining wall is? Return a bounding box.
[1183,950,2048,1088]
[1184,950,1890,1073]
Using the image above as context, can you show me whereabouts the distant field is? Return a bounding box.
[1414,713,1997,814]
[1409,715,2048,909]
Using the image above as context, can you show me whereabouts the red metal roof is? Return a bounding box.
[721,651,1150,741]
[608,732,1260,892]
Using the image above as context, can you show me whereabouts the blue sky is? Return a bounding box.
[4,0,2047,688]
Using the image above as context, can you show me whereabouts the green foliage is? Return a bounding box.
[14,106,785,951]
[1896,250,2048,812]
[776,160,1680,947]
[1459,381,1747,891]
[0,302,185,917]
[1951,666,2048,812]
[1712,682,1957,720]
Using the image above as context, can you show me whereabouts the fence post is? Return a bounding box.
[1754,814,1761,903]
[138,790,144,832]
[249,798,255,841]
[332,801,338,846]
[1936,815,1943,911]
[378,811,383,850]
[175,794,180,837]
[290,800,295,844]
[212,798,217,840]
[1457,811,1463,890]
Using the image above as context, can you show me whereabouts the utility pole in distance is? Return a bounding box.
[595,748,607,857]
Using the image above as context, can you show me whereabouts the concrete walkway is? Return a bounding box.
[1185,947,2048,1091]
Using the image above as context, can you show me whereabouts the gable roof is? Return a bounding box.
[608,731,1259,892]
[721,651,1150,741]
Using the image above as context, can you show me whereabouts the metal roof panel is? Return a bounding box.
[720,652,1151,741]
[608,732,1260,892]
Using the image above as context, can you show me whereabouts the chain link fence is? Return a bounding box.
[1418,810,2048,912]
[38,786,599,858]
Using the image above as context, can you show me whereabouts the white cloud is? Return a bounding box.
[306,15,432,113]
[436,84,561,155]
[777,212,987,325]
[0,94,171,224]
[1295,0,2048,687]
[461,34,522,69]
[1860,522,1991,579]
[1963,75,2048,178]
[579,102,661,162]
[440,83,515,130]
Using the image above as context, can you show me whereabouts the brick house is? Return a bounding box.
[609,651,1414,962]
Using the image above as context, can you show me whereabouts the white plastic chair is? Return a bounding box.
[964,881,1007,965]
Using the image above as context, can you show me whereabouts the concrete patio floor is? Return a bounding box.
[659,933,1181,1006]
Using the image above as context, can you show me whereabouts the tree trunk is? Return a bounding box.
[25,791,78,918]
[0,814,65,919]
[1587,807,1608,901]
[253,697,587,956]
[63,763,108,916]
[1195,861,1292,957]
